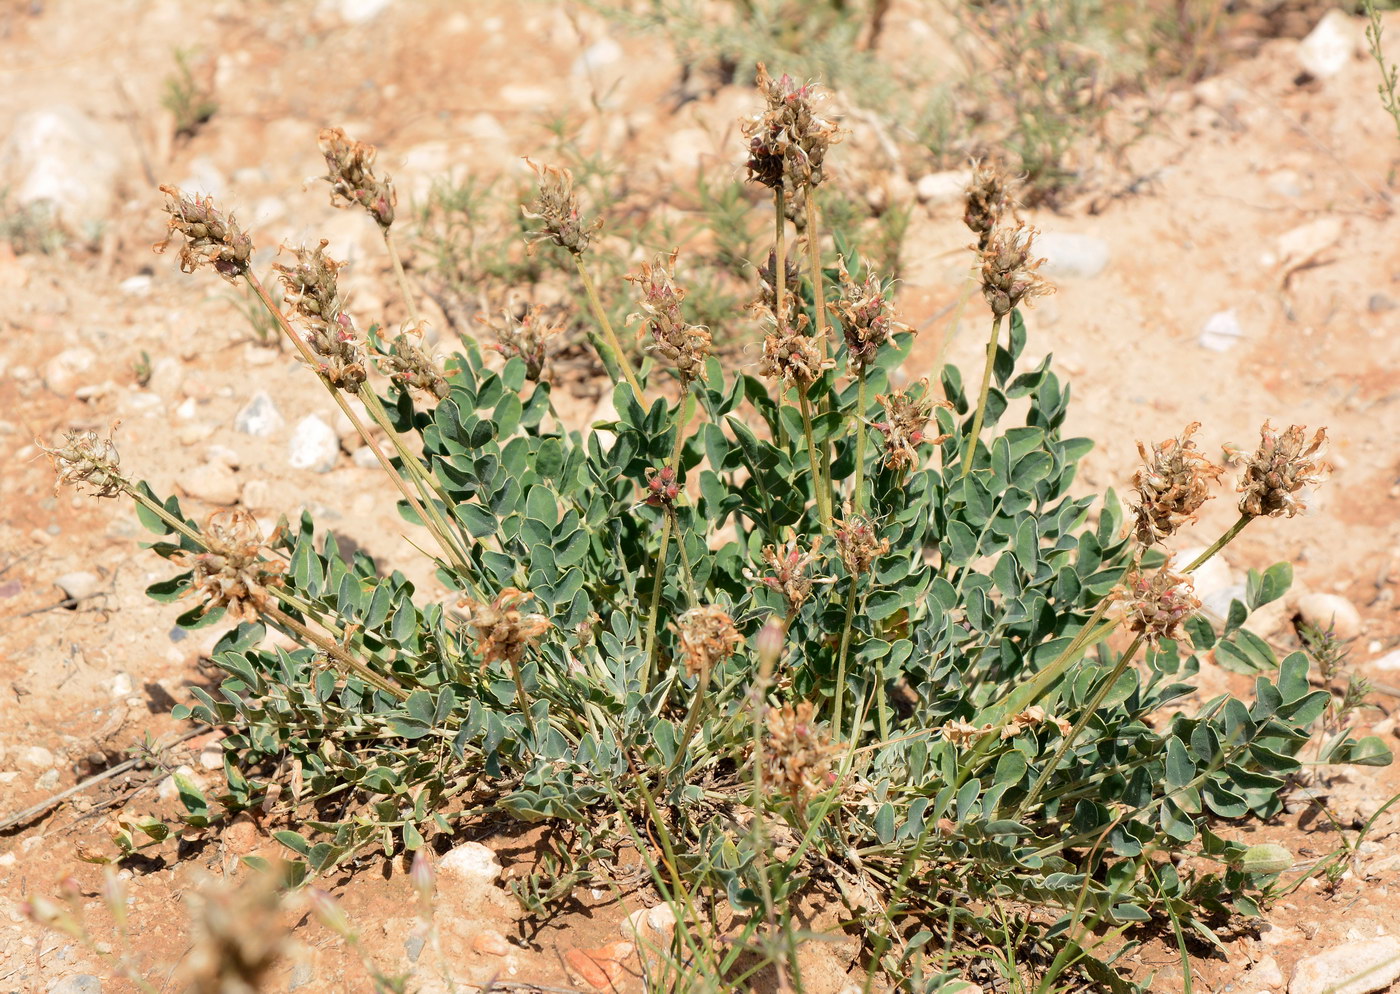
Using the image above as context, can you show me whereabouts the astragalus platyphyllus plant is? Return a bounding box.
[53,72,1390,990]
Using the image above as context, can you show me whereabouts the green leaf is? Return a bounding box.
[1247,562,1293,610]
[274,830,311,856]
[1342,735,1394,767]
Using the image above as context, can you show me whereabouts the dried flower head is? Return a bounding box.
[674,605,743,679]
[756,248,802,324]
[521,158,600,255]
[964,161,1014,250]
[872,381,952,471]
[183,870,293,994]
[44,428,123,498]
[480,305,562,383]
[1112,562,1200,645]
[174,510,285,621]
[274,240,367,391]
[979,222,1053,319]
[938,717,994,747]
[834,508,890,577]
[382,330,448,399]
[758,315,832,386]
[747,541,823,613]
[1000,705,1072,740]
[644,466,681,508]
[626,250,713,384]
[460,588,551,670]
[1131,422,1224,545]
[1237,422,1328,519]
[741,64,845,203]
[156,186,253,284]
[317,127,396,228]
[764,701,841,804]
[828,257,903,371]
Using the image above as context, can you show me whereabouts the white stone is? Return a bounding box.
[439,842,501,888]
[572,37,624,78]
[288,414,340,473]
[1298,9,1359,80]
[119,275,152,295]
[352,446,381,469]
[915,170,972,204]
[0,106,126,240]
[180,461,241,505]
[1372,649,1400,672]
[327,0,393,23]
[1295,591,1362,640]
[1036,232,1111,279]
[41,347,96,394]
[1199,309,1245,352]
[234,391,285,437]
[1250,956,1285,988]
[1277,217,1343,272]
[54,571,101,601]
[1289,937,1400,994]
[109,673,133,698]
[15,745,55,769]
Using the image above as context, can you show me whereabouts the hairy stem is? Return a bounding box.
[851,368,869,511]
[640,389,695,690]
[263,604,407,700]
[805,187,836,510]
[382,227,423,331]
[573,253,644,404]
[961,312,1005,479]
[773,188,788,451]
[798,388,833,533]
[832,575,858,738]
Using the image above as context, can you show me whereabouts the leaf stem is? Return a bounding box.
[961,312,1005,479]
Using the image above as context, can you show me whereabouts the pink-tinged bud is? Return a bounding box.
[756,619,785,671]
[409,850,435,901]
[307,888,353,938]
[102,870,129,929]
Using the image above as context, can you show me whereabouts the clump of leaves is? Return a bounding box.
[60,74,1390,991]
[161,48,218,140]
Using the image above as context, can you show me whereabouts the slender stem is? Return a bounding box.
[798,387,832,533]
[668,664,710,775]
[263,605,407,700]
[510,660,537,743]
[851,368,869,512]
[573,253,644,404]
[960,312,1005,479]
[382,227,422,330]
[640,389,695,690]
[773,189,788,452]
[833,575,858,737]
[1183,513,1251,573]
[805,187,836,513]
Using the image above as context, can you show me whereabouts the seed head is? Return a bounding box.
[460,588,551,670]
[764,701,841,805]
[872,381,952,471]
[741,64,845,202]
[481,305,561,383]
[979,222,1053,319]
[317,127,396,228]
[964,161,1014,250]
[939,717,995,747]
[747,541,823,613]
[174,510,285,621]
[156,186,253,283]
[521,158,600,255]
[1131,422,1225,545]
[626,250,713,385]
[382,330,448,400]
[758,314,832,386]
[828,257,903,372]
[44,428,124,498]
[274,240,367,391]
[834,508,889,577]
[674,605,743,679]
[1237,422,1328,519]
[1112,561,1200,645]
[644,466,681,508]
[756,249,803,325]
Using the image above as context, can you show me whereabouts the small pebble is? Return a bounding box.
[234,391,285,437]
[288,415,340,473]
[1198,309,1245,352]
[54,571,101,601]
[47,976,103,994]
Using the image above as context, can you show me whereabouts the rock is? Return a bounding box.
[471,930,510,956]
[47,975,102,994]
[1,106,126,240]
[327,0,393,23]
[240,479,273,510]
[54,571,101,602]
[439,842,501,889]
[1369,293,1396,313]
[351,446,380,469]
[572,37,624,79]
[1298,9,1359,80]
[41,347,96,394]
[1372,649,1400,672]
[665,127,715,174]
[108,673,133,698]
[119,274,152,295]
[1249,956,1285,989]
[180,461,241,505]
[915,169,972,204]
[563,942,633,989]
[222,813,262,857]
[1289,937,1400,994]
[287,415,340,473]
[287,959,314,991]
[157,765,199,801]
[1199,309,1245,352]
[1267,169,1305,198]
[35,768,60,791]
[1295,591,1361,640]
[1035,232,1111,279]
[234,391,285,437]
[146,356,184,397]
[16,745,55,768]
[1277,217,1342,273]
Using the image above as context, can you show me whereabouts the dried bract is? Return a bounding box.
[461,588,551,670]
[481,306,561,383]
[317,127,396,228]
[626,250,712,384]
[44,428,123,498]
[756,249,802,325]
[828,257,901,372]
[1237,422,1328,519]
[183,871,293,994]
[938,717,994,747]
[156,186,252,284]
[764,701,840,804]
[382,330,448,399]
[1112,563,1200,645]
[521,159,600,255]
[964,161,1013,250]
[758,315,831,386]
[674,605,743,679]
[872,381,951,471]
[1131,422,1224,545]
[274,240,367,391]
[748,542,822,613]
[741,63,845,201]
[834,509,889,577]
[175,510,285,621]
[1000,705,1072,740]
[980,222,1053,319]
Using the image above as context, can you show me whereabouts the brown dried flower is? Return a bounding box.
[274,240,367,391]
[674,605,743,679]
[184,870,293,994]
[521,159,600,255]
[756,249,802,323]
[644,466,681,508]
[764,701,841,804]
[460,588,551,670]
[938,717,995,747]
[44,428,123,498]
[828,257,903,372]
[758,315,832,386]
[979,222,1053,319]
[626,250,712,385]
[317,127,396,228]
[382,330,448,400]
[1000,705,1072,740]
[174,510,285,621]
[964,161,1014,250]
[741,64,845,205]
[1237,422,1328,519]
[1112,562,1200,645]
[747,541,823,613]
[872,381,952,471]
[1131,422,1224,545]
[834,508,890,577]
[156,186,253,284]
[481,306,562,383]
